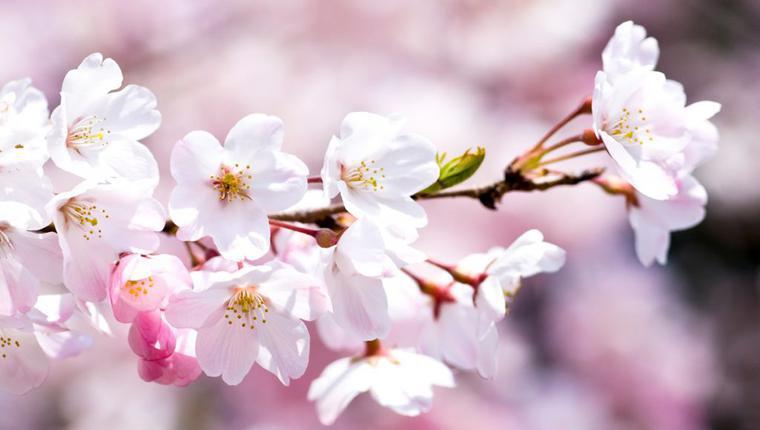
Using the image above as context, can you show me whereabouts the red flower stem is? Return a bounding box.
[535,147,605,167]
[307,177,323,184]
[529,96,592,152]
[268,219,321,237]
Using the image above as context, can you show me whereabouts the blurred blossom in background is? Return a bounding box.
[1,0,758,428]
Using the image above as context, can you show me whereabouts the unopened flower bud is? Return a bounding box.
[315,228,338,248]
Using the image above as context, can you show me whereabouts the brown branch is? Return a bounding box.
[269,167,605,223]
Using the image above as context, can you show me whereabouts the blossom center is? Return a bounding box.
[66,115,111,150]
[223,286,268,330]
[61,199,109,241]
[341,160,385,192]
[0,332,22,360]
[605,107,654,145]
[211,164,252,202]
[123,276,155,299]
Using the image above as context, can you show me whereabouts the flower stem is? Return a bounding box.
[529,96,592,152]
[307,176,323,184]
[268,219,338,247]
[535,147,605,167]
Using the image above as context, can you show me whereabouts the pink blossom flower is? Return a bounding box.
[108,253,191,323]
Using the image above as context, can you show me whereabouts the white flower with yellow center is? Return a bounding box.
[47,180,165,302]
[165,263,327,386]
[47,53,161,185]
[321,112,439,228]
[169,114,308,262]
[601,21,659,82]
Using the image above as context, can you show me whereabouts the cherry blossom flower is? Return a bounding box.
[0,314,48,395]
[129,311,201,387]
[108,253,191,323]
[47,53,160,184]
[601,21,659,81]
[169,114,308,261]
[0,223,62,316]
[456,229,566,331]
[321,218,421,341]
[321,112,439,227]
[0,78,50,164]
[308,348,454,425]
[47,180,165,302]
[165,263,327,385]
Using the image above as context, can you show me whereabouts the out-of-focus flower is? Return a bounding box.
[129,311,201,387]
[321,112,439,228]
[47,53,160,185]
[165,263,326,385]
[47,180,165,302]
[0,78,49,164]
[307,347,454,425]
[0,223,62,316]
[169,114,308,262]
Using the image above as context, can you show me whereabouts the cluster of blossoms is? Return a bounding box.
[0,21,718,424]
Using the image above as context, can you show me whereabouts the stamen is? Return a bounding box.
[123,276,155,299]
[224,287,269,331]
[211,164,252,202]
[606,106,654,145]
[0,333,22,360]
[66,115,111,150]
[61,199,108,241]
[341,160,385,192]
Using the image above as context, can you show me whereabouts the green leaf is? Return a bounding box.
[420,147,485,194]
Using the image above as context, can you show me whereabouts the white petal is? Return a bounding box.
[308,357,374,426]
[60,53,123,119]
[170,131,224,185]
[164,287,230,329]
[195,309,260,385]
[255,311,309,385]
[326,268,390,341]
[224,114,284,160]
[100,84,161,141]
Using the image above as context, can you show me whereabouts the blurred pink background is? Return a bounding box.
[2,0,758,429]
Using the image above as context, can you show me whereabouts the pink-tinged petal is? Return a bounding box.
[128,311,176,360]
[326,268,390,341]
[255,312,309,385]
[164,287,230,329]
[476,324,499,379]
[137,352,201,387]
[601,131,678,200]
[60,231,116,302]
[9,230,62,286]
[224,114,284,159]
[308,357,374,426]
[169,185,219,241]
[0,162,52,230]
[247,151,308,212]
[97,140,159,186]
[34,327,92,359]
[0,257,39,316]
[100,84,160,141]
[437,303,480,371]
[260,264,328,321]
[0,317,48,395]
[195,310,260,385]
[475,276,506,331]
[315,314,363,352]
[60,53,123,119]
[170,131,224,185]
[207,200,270,262]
